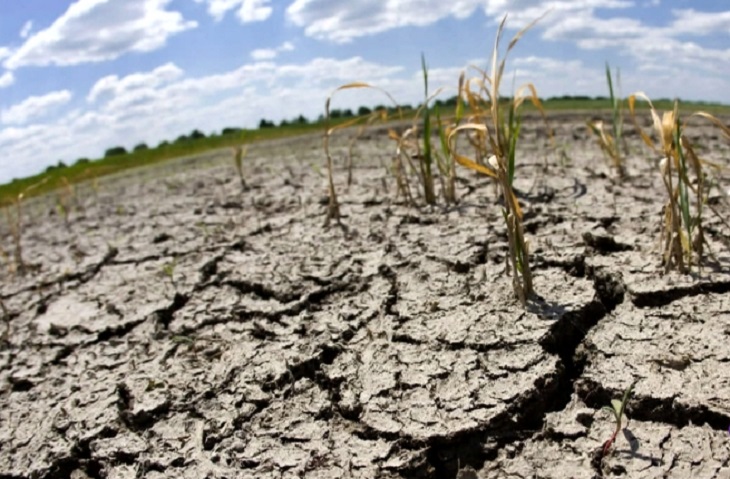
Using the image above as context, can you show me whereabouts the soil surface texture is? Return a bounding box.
[2,112,730,478]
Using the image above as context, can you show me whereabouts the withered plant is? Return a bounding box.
[588,63,626,176]
[1,178,49,277]
[629,93,730,273]
[232,145,248,192]
[446,15,548,305]
[323,83,400,226]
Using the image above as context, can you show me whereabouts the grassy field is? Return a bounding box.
[0,122,328,207]
[1,97,728,207]
[542,97,730,113]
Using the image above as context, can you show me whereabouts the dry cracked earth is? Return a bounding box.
[1,113,730,479]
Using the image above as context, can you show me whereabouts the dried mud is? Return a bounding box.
[1,113,730,478]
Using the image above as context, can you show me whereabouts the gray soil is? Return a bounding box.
[1,112,730,478]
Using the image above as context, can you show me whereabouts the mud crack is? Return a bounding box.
[631,279,730,308]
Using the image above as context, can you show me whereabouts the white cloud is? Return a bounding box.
[479,0,632,26]
[195,0,241,21]
[668,9,730,35]
[510,56,604,96]
[285,0,634,43]
[1,90,73,125]
[286,0,483,43]
[251,48,277,60]
[239,0,272,22]
[0,47,11,61]
[196,0,272,23]
[2,45,730,185]
[250,40,296,60]
[0,57,406,182]
[87,62,184,102]
[0,71,13,88]
[19,21,33,39]
[3,0,197,69]
[538,8,730,76]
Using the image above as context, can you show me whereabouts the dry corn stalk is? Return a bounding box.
[323,83,399,226]
[629,93,730,273]
[232,145,248,192]
[447,14,547,305]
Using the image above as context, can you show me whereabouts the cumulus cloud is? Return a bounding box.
[196,0,272,23]
[286,0,483,43]
[3,0,197,69]
[0,57,405,182]
[239,0,273,22]
[250,41,295,60]
[1,90,73,125]
[668,8,730,35]
[0,71,13,88]
[250,48,277,60]
[284,0,636,43]
[87,62,184,102]
[285,0,729,82]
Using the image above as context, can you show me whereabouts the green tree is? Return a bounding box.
[190,129,206,139]
[104,146,127,157]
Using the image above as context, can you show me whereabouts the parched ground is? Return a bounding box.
[1,112,730,479]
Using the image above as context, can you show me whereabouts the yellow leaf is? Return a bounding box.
[453,153,497,178]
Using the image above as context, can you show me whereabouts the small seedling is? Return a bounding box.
[55,195,70,230]
[3,198,25,276]
[602,379,637,455]
[161,259,177,288]
[323,83,399,226]
[419,53,436,205]
[588,63,625,176]
[346,108,387,187]
[195,221,211,241]
[0,297,9,343]
[2,178,48,276]
[0,245,9,274]
[232,145,248,192]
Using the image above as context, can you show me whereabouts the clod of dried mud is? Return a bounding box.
[1,114,729,478]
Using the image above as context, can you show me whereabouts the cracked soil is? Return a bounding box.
[1,112,730,478]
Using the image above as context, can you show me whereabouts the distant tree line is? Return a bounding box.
[46,94,650,170]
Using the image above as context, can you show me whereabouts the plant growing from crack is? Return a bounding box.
[55,176,77,230]
[232,145,249,192]
[2,178,48,276]
[588,63,626,177]
[629,94,730,273]
[323,83,399,227]
[161,258,177,288]
[0,297,9,343]
[446,14,549,305]
[602,379,637,455]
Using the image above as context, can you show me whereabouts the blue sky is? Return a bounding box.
[0,0,729,183]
